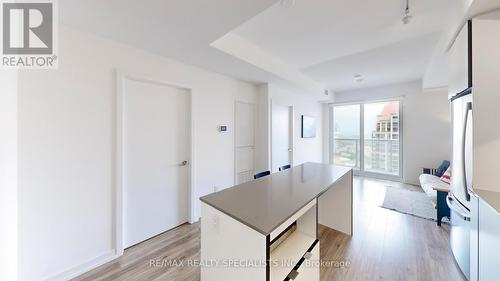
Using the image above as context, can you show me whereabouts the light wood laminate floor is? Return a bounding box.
[72,177,466,281]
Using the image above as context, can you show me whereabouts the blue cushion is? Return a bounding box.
[435,160,450,177]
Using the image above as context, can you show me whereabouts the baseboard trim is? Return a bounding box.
[43,249,119,281]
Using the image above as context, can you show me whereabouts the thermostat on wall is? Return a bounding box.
[219,126,228,132]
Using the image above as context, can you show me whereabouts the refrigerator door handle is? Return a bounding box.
[462,102,472,201]
[447,195,471,221]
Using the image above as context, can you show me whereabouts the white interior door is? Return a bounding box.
[123,78,189,248]
[235,102,255,184]
[272,103,293,172]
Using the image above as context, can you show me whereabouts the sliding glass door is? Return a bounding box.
[363,101,400,176]
[332,105,360,169]
[331,101,401,178]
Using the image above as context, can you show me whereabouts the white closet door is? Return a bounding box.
[235,102,255,184]
[123,78,189,248]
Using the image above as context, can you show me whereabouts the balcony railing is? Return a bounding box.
[333,138,400,175]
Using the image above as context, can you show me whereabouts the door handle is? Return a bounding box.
[179,160,188,166]
[462,102,472,201]
[446,195,471,221]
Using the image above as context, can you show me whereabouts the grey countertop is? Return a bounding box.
[199,162,352,236]
[475,189,500,214]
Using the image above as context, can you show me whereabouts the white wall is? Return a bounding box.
[472,12,500,192]
[0,70,18,281]
[254,84,271,171]
[269,84,324,167]
[404,87,452,185]
[332,81,451,185]
[17,26,258,281]
[254,83,324,172]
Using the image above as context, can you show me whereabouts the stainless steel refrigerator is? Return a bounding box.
[448,88,473,280]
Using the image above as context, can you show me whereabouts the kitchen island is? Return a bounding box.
[199,162,353,281]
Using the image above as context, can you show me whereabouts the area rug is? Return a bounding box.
[380,186,437,221]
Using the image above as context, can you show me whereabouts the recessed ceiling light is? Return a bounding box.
[354,74,364,82]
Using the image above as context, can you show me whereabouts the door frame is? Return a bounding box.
[270,100,294,172]
[115,70,195,255]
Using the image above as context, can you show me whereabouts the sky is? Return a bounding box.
[333,101,398,139]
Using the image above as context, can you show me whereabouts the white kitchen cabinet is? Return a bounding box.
[471,11,500,280]
[448,21,471,97]
[472,11,500,195]
[470,195,479,281]
[478,197,500,281]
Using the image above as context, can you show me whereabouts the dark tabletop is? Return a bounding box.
[200,162,352,235]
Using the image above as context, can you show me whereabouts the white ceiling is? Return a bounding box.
[59,0,467,97]
[233,0,460,91]
[234,0,456,68]
[59,0,282,83]
[303,33,440,92]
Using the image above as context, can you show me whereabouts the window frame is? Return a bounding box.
[329,98,403,181]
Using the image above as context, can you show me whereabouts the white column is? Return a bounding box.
[0,70,19,281]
